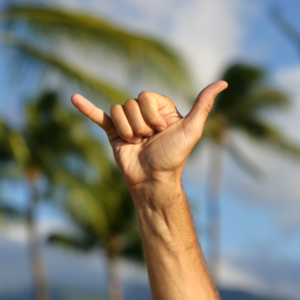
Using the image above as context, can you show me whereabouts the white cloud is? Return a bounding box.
[108,0,248,87]
[219,257,265,294]
[47,0,300,209]
[272,65,300,141]
[3,2,300,298]
[274,64,300,95]
[40,0,251,116]
[183,64,300,244]
[223,254,300,300]
[167,0,245,86]
[0,222,148,294]
[2,223,299,300]
[224,135,300,205]
[222,65,300,207]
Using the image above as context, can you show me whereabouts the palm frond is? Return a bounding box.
[1,5,190,92]
[239,119,300,158]
[52,168,109,237]
[0,118,15,162]
[0,118,29,178]
[226,141,263,179]
[66,187,109,238]
[8,130,30,163]
[214,64,265,113]
[47,232,96,251]
[271,6,300,55]
[0,200,24,220]
[214,64,290,117]
[1,33,130,104]
[230,89,289,118]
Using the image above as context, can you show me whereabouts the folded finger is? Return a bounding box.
[137,91,168,132]
[110,104,142,144]
[124,99,155,137]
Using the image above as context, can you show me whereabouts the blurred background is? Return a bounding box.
[0,0,300,300]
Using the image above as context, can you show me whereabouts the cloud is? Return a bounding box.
[224,136,300,205]
[221,65,300,207]
[272,203,300,233]
[274,64,300,95]
[272,65,300,141]
[219,257,265,294]
[183,64,300,258]
[73,0,247,99]
[2,222,299,300]
[2,2,299,299]
[166,0,246,85]
[224,254,300,300]
[36,0,251,117]
[109,0,248,87]
[47,0,300,209]
[0,223,148,295]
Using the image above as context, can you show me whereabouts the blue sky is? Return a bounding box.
[239,0,300,69]
[1,0,300,299]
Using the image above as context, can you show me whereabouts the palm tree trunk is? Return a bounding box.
[206,141,224,282]
[27,180,50,300]
[106,238,122,300]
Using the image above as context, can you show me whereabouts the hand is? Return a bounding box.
[71,81,228,189]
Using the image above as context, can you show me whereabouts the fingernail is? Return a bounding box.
[156,127,166,132]
[146,132,155,137]
[132,137,142,144]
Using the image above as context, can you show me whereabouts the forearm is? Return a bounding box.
[130,179,220,300]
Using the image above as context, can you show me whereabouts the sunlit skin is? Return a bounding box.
[71,80,228,300]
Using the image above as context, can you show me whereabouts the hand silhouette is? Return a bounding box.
[71,81,228,188]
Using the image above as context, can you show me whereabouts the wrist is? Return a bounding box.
[130,176,199,257]
[128,167,182,193]
[129,174,183,210]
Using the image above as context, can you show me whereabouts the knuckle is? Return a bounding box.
[198,99,213,115]
[124,98,136,109]
[138,91,153,102]
[146,114,157,124]
[110,104,122,114]
[135,127,151,136]
[204,102,214,114]
[120,131,132,141]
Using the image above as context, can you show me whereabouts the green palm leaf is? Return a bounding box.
[226,140,263,178]
[1,33,130,104]
[1,5,190,93]
[0,200,24,221]
[238,119,300,158]
[209,63,300,162]
[48,233,96,251]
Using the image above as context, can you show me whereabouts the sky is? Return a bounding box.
[1,0,300,299]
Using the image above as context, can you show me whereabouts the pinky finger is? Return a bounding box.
[71,94,118,140]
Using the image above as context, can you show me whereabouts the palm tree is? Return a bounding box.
[0,91,108,300]
[0,119,25,223]
[201,63,300,280]
[0,4,192,299]
[0,114,51,300]
[0,3,191,104]
[48,163,143,300]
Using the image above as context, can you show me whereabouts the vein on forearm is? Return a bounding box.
[131,182,220,300]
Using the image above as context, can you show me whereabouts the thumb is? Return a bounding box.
[185,80,228,131]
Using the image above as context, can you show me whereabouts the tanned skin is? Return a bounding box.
[71,80,228,300]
